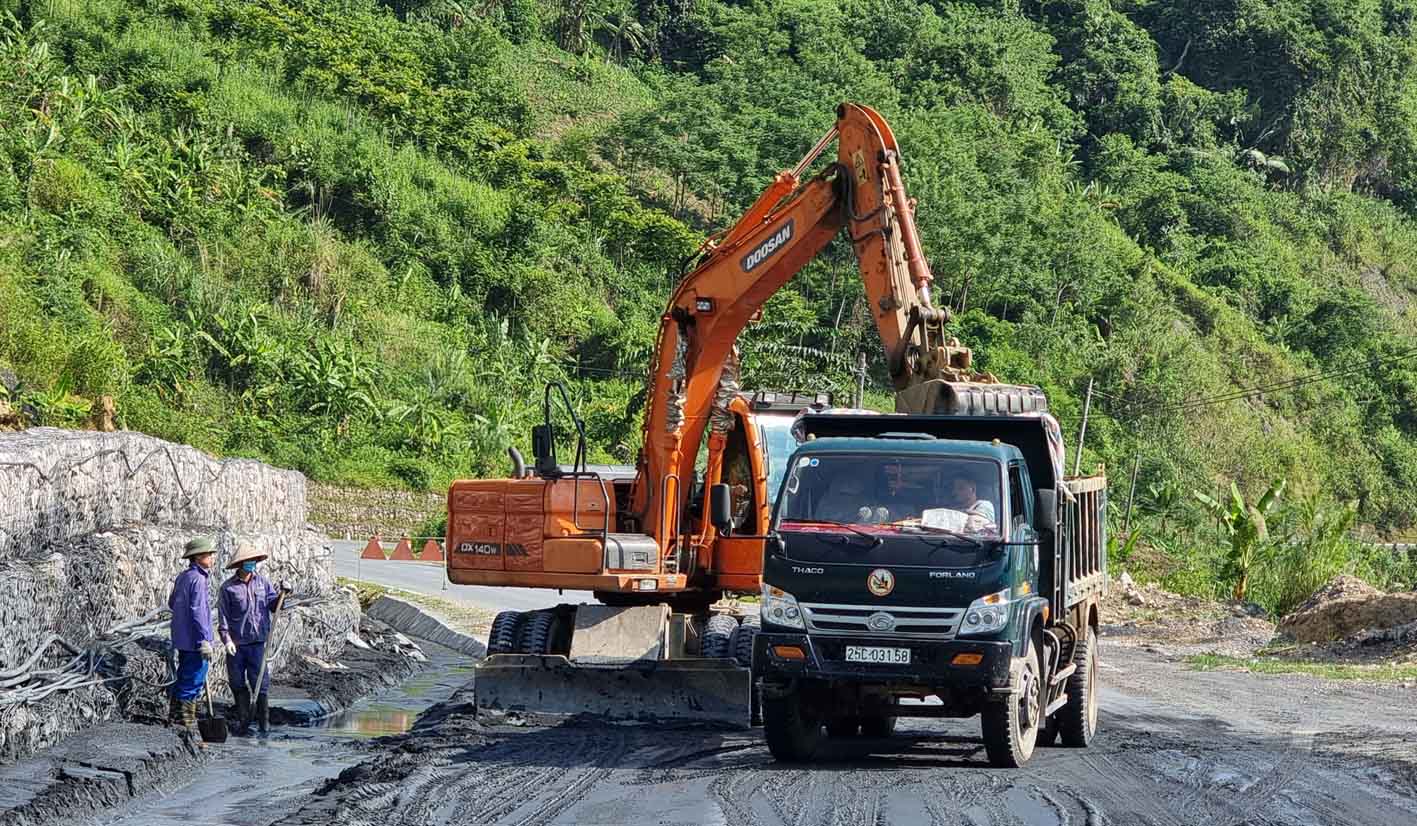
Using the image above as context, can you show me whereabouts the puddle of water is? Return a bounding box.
[315,653,474,739]
[98,645,474,825]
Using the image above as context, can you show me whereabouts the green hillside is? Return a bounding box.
[2,0,1415,611]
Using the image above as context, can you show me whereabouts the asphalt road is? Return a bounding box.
[328,540,594,614]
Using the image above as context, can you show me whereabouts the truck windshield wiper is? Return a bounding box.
[898,524,983,548]
[791,520,883,547]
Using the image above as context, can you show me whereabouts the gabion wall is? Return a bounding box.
[0,428,359,763]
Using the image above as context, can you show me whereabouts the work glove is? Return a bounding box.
[224,639,237,657]
[280,580,292,596]
[198,640,214,662]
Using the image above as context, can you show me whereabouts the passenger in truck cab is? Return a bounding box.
[882,461,933,521]
[949,474,996,524]
[816,473,871,523]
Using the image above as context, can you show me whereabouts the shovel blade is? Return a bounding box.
[474,654,751,728]
[198,717,229,743]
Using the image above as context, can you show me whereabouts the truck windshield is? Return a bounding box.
[775,453,1003,542]
[757,414,799,509]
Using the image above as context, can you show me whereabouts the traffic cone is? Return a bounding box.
[390,537,415,561]
[420,539,444,563]
[360,536,386,560]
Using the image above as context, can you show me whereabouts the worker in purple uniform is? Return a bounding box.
[168,536,216,734]
[218,544,290,736]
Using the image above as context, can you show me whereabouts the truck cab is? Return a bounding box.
[751,413,1106,767]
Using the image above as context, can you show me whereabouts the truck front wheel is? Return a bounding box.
[1058,625,1099,747]
[763,688,825,762]
[981,647,1043,768]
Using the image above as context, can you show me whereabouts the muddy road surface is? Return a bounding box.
[92,647,475,826]
[278,643,1417,826]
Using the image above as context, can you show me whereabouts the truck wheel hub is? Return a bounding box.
[1019,669,1038,729]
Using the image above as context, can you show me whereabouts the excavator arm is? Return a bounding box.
[632,103,962,547]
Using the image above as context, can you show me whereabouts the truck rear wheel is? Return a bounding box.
[763,689,824,762]
[1058,625,1099,747]
[981,644,1043,768]
[488,610,524,655]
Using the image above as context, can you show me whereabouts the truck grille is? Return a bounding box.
[800,603,964,639]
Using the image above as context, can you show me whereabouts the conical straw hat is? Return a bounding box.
[226,543,269,570]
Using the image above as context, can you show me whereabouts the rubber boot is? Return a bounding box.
[230,688,251,737]
[255,693,269,735]
[181,700,200,736]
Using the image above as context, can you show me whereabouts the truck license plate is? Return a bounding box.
[844,645,910,664]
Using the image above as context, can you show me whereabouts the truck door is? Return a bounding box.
[1008,462,1037,581]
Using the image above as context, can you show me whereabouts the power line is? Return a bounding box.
[1060,345,1417,428]
[1149,345,1417,415]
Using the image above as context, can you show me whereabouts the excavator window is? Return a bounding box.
[722,422,757,533]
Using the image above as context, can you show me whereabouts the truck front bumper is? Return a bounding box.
[753,632,1014,693]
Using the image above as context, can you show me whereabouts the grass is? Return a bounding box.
[1187,653,1417,683]
[336,576,498,637]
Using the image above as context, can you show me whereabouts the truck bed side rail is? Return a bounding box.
[1060,475,1107,609]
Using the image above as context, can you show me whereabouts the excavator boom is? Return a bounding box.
[632,103,947,550]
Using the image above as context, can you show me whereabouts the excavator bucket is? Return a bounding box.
[472,604,753,728]
[473,655,752,728]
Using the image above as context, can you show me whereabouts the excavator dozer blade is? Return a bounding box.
[473,654,751,728]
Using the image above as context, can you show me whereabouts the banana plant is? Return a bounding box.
[1142,479,1184,534]
[1194,480,1285,602]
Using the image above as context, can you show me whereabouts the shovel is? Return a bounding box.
[248,591,287,723]
[198,670,229,744]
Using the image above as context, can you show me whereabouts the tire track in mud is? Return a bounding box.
[434,727,625,825]
[1070,720,1332,826]
[279,654,1417,826]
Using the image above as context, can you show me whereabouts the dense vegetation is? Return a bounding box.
[3,0,1416,612]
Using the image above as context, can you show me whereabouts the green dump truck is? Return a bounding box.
[745,410,1107,767]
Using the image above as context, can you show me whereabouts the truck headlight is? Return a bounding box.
[958,588,1012,636]
[762,584,805,629]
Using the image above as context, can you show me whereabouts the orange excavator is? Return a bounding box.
[448,104,1045,725]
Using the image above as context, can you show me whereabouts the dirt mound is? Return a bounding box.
[1278,575,1417,643]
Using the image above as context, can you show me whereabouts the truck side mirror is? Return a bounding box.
[1033,488,1057,534]
[710,483,733,534]
[531,424,557,477]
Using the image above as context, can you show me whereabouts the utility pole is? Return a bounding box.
[852,351,867,409]
[1124,453,1140,533]
[1073,377,1093,477]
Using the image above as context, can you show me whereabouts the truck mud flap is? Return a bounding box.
[473,654,751,728]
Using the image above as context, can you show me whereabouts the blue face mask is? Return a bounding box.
[240,561,258,574]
